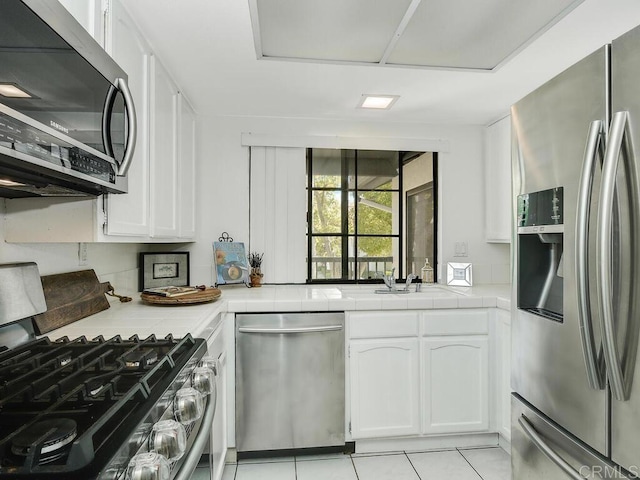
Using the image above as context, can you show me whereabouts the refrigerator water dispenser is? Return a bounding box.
[517,187,564,322]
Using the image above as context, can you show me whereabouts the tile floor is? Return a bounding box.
[193,447,511,480]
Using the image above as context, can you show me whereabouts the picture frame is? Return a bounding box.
[213,241,250,286]
[446,262,473,287]
[139,252,190,291]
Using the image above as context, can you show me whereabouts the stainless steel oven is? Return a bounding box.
[0,263,216,480]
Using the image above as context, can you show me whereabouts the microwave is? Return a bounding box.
[0,0,136,197]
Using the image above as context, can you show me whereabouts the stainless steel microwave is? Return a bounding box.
[0,0,136,198]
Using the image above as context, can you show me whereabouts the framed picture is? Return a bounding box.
[213,241,249,286]
[139,252,190,291]
[446,262,473,287]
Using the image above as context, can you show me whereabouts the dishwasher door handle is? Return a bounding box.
[238,325,343,334]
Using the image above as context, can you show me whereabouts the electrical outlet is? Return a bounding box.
[78,242,88,266]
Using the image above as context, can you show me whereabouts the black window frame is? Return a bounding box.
[306,148,438,284]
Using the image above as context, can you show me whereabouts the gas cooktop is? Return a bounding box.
[0,333,206,479]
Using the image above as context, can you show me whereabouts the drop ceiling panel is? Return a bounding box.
[252,0,584,70]
[255,0,413,63]
[385,0,583,69]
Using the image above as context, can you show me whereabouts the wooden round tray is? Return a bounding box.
[140,287,222,305]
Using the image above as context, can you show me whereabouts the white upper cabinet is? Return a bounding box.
[149,56,179,238]
[178,94,197,240]
[103,0,151,237]
[484,115,512,243]
[58,0,104,44]
[3,0,197,243]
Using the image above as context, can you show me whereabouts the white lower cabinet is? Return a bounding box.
[349,338,420,438]
[422,336,489,434]
[348,309,491,441]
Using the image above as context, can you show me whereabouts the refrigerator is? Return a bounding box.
[511,23,640,479]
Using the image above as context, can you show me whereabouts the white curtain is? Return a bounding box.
[249,146,307,283]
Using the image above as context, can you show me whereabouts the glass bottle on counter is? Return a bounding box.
[421,258,434,284]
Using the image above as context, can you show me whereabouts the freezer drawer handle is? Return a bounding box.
[575,119,605,390]
[598,110,635,401]
[518,415,586,480]
[238,325,343,334]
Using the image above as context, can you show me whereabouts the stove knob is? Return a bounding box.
[199,356,218,376]
[192,366,215,395]
[174,387,204,424]
[126,452,171,480]
[150,419,187,462]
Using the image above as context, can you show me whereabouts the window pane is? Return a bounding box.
[357,191,398,235]
[357,236,393,280]
[356,150,399,190]
[310,148,355,188]
[310,236,342,279]
[311,190,342,233]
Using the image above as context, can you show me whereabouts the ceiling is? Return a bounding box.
[250,0,582,70]
[122,0,640,125]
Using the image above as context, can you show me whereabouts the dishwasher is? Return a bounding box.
[235,312,345,455]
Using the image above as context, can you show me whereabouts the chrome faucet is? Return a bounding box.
[404,273,416,291]
[382,268,396,290]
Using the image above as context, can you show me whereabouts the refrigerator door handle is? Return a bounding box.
[598,111,631,401]
[576,119,606,390]
[518,415,589,480]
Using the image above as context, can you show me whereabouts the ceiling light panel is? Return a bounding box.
[254,0,413,63]
[386,0,583,70]
[358,95,399,109]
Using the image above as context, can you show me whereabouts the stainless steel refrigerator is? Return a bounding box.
[511,23,640,479]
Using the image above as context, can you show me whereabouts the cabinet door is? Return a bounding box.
[104,0,151,237]
[484,115,512,243]
[349,339,420,439]
[150,56,179,238]
[178,94,197,239]
[422,336,489,434]
[58,0,103,44]
[497,309,511,440]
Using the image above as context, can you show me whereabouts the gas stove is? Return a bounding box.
[0,263,217,480]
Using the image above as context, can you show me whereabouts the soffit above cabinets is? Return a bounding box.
[249,0,584,71]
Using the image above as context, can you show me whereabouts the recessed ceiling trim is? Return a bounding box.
[247,0,264,60]
[487,0,586,72]
[379,0,423,65]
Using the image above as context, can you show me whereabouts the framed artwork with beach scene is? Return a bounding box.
[213,236,249,286]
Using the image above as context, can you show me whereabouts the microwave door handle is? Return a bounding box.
[518,415,589,480]
[598,111,630,401]
[576,119,606,390]
[115,77,137,177]
[101,84,117,158]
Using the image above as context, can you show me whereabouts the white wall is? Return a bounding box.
[190,115,509,285]
[0,200,145,291]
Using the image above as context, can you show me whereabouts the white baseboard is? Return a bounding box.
[354,433,500,454]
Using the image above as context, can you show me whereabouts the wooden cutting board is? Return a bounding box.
[32,269,110,334]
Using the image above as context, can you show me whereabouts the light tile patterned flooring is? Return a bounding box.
[198,447,511,480]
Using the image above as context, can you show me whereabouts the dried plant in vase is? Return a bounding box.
[248,252,264,287]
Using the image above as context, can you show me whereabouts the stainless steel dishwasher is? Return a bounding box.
[235,312,345,454]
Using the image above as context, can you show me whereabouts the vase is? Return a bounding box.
[250,270,263,287]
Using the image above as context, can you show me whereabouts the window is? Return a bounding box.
[307,148,437,282]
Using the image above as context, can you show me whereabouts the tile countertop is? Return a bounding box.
[46,283,511,341]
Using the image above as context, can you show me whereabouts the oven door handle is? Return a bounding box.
[174,391,217,480]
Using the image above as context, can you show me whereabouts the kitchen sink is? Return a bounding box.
[338,285,466,296]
